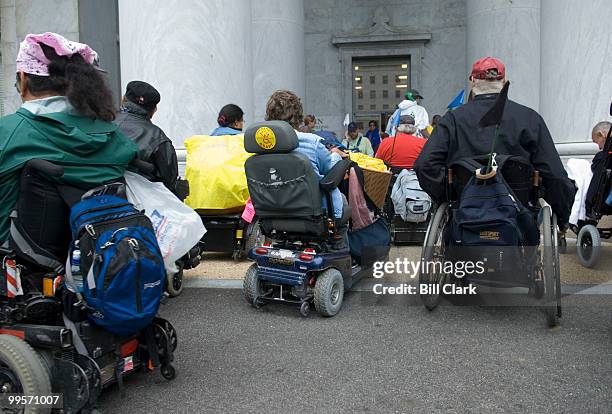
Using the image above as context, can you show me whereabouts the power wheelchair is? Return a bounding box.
[0,160,177,413]
[419,156,562,327]
[241,121,385,317]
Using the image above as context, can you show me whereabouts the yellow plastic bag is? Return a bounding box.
[349,152,388,172]
[184,134,252,212]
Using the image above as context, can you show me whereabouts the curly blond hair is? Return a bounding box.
[265,90,304,129]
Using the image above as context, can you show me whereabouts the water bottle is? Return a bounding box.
[70,248,83,292]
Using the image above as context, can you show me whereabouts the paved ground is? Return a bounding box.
[98,288,611,413]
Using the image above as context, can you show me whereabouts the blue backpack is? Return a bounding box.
[67,194,165,336]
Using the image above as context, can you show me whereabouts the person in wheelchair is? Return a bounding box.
[115,81,180,195]
[414,57,575,230]
[211,103,245,136]
[1,32,137,264]
[264,90,349,250]
[586,121,612,213]
[375,115,426,171]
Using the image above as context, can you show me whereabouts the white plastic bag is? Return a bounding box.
[124,172,206,274]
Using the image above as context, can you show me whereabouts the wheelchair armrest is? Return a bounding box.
[320,159,351,192]
[23,159,64,178]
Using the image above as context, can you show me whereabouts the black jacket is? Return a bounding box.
[414,93,575,225]
[114,104,178,192]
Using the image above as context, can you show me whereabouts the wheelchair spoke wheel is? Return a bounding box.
[551,214,562,318]
[243,220,265,258]
[541,207,559,327]
[419,203,449,311]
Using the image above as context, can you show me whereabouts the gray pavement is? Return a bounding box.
[98,287,611,413]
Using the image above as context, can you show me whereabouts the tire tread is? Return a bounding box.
[0,334,52,414]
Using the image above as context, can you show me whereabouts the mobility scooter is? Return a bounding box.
[241,121,388,317]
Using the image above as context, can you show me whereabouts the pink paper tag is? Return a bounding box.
[241,197,255,223]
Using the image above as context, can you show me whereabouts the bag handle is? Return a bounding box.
[475,166,497,180]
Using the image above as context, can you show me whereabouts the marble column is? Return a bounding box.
[118,0,254,146]
[466,0,541,111]
[1,0,79,115]
[540,0,612,143]
[251,0,305,122]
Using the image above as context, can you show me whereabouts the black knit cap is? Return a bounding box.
[125,80,160,110]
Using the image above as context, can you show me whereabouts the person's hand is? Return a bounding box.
[558,222,570,234]
[331,147,349,158]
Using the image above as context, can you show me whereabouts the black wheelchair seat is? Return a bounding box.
[244,121,351,242]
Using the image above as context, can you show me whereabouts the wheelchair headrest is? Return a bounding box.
[244,121,298,154]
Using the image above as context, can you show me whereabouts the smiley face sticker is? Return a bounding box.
[255,126,276,150]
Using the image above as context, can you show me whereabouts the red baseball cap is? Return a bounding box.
[470,57,506,80]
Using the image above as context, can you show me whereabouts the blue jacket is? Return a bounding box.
[295,131,343,218]
[210,126,242,136]
[366,128,381,151]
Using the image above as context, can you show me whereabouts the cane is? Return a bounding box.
[478,81,510,175]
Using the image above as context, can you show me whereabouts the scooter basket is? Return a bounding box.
[363,168,392,209]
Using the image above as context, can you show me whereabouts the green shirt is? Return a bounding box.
[342,133,374,157]
[0,108,138,241]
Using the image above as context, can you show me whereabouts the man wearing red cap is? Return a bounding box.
[414,57,575,229]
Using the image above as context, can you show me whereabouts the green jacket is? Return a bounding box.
[0,108,138,241]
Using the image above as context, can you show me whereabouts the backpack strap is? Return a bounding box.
[62,313,89,356]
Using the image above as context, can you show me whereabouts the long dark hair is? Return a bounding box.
[217,104,244,127]
[20,43,115,122]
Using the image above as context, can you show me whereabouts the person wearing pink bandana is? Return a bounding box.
[0,32,137,260]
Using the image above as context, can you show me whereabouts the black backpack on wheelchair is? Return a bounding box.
[446,156,541,284]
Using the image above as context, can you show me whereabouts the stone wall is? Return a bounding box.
[1,0,79,115]
[304,0,467,135]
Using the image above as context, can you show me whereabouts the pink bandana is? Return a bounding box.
[16,32,98,76]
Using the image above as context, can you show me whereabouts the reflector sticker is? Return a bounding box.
[123,356,134,372]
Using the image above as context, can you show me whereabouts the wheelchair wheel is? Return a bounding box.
[551,214,563,318]
[314,268,344,317]
[0,334,52,414]
[577,224,601,268]
[243,220,264,258]
[243,264,264,307]
[166,262,184,297]
[541,207,559,327]
[419,202,449,311]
